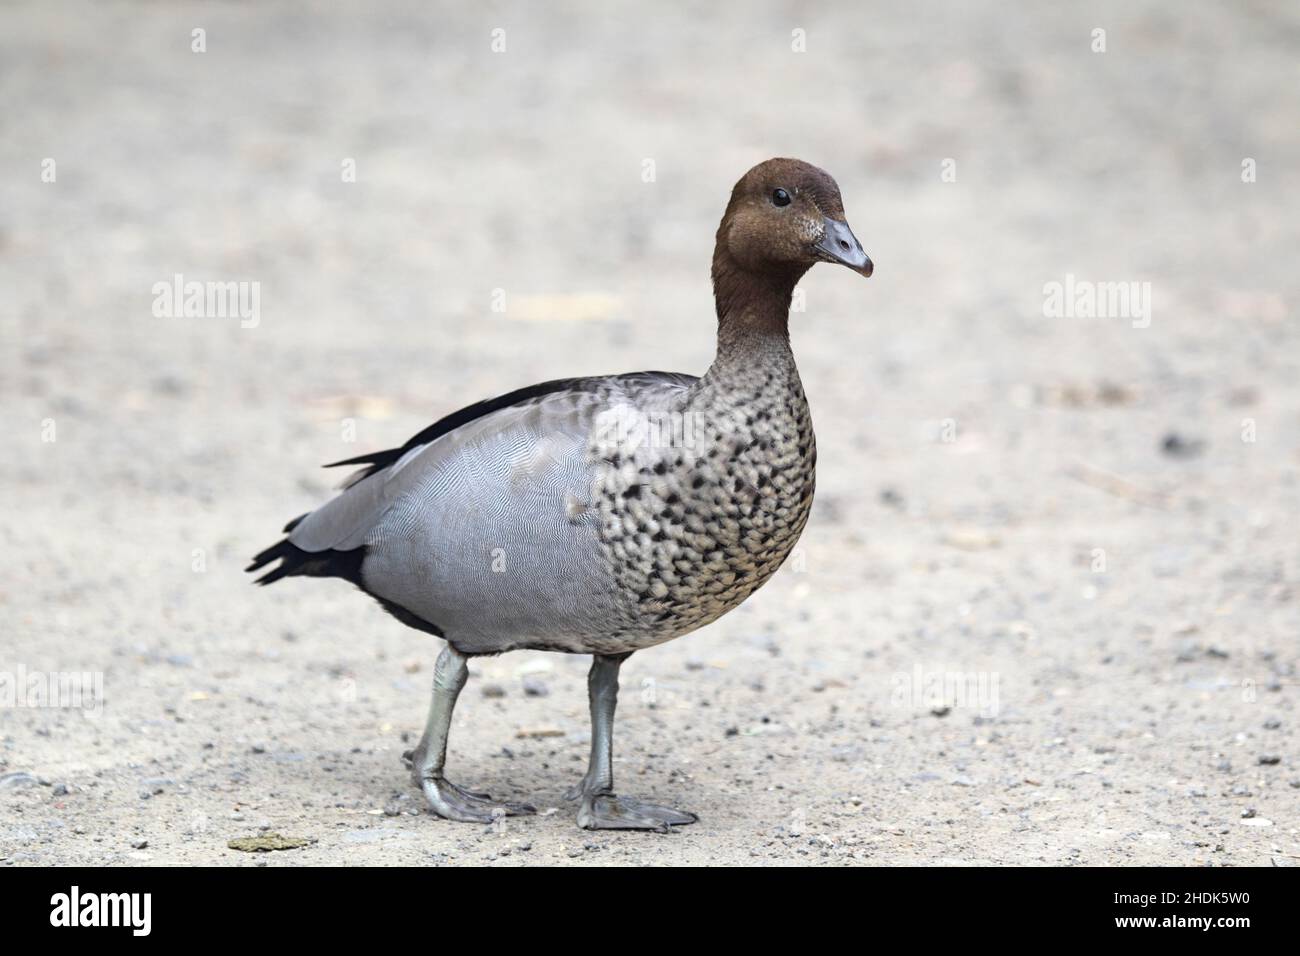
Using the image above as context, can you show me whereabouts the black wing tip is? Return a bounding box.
[320,371,694,480]
[323,453,378,469]
[316,375,595,483]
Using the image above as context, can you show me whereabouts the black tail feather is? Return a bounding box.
[245,538,365,587]
[246,536,443,637]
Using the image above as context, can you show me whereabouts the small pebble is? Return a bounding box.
[879,487,905,509]
[1161,432,1205,458]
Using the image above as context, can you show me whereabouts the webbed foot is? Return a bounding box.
[577,792,698,831]
[420,776,536,823]
[403,748,534,821]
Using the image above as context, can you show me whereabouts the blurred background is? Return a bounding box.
[1,1,1296,865]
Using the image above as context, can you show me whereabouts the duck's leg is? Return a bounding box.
[569,652,698,831]
[406,644,535,822]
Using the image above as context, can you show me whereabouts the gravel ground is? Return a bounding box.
[1,1,1297,866]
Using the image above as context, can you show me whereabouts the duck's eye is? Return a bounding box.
[771,188,792,207]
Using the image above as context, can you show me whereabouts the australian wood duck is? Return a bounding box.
[248,157,872,830]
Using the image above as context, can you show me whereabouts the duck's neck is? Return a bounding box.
[701,245,809,393]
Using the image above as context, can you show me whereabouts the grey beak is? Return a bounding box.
[815,218,873,277]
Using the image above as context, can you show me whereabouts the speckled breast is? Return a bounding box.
[588,380,816,651]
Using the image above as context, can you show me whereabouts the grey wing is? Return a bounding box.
[287,374,693,652]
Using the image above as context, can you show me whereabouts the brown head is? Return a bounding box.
[713,158,872,309]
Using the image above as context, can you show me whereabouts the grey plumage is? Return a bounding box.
[299,371,699,655]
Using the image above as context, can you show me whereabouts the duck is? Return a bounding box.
[247,157,872,831]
